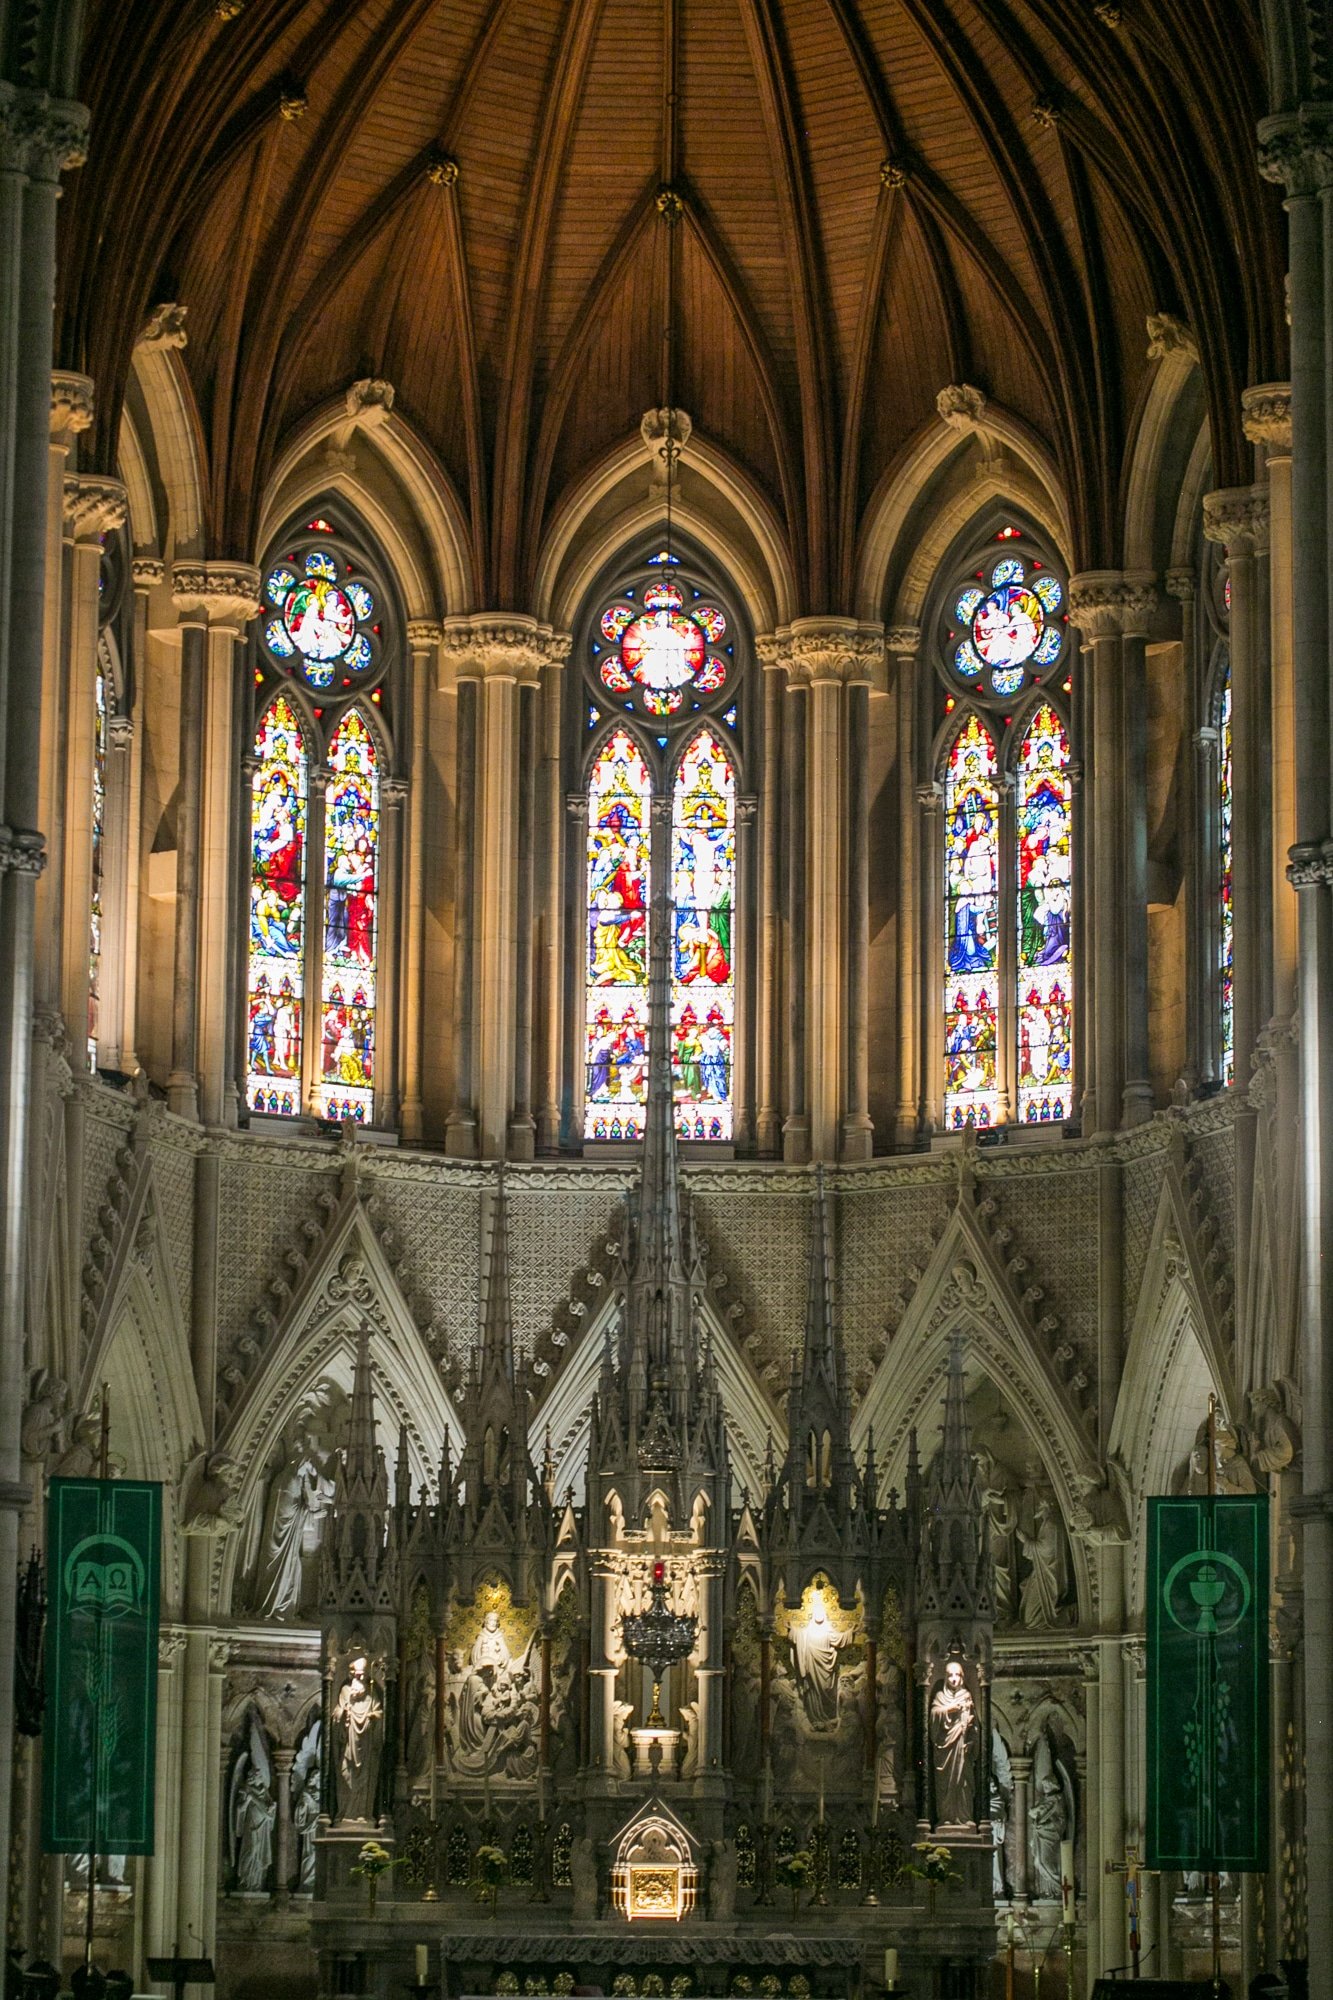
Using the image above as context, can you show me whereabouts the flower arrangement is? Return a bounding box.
[640,1977,664,1996]
[789,1980,810,1999]
[909,1842,961,1887]
[760,1978,782,1997]
[732,1978,753,1997]
[474,1843,509,1916]
[524,1980,549,1995]
[774,1849,813,1919]
[612,1977,637,1996]
[552,1978,575,1996]
[670,1979,691,1998]
[495,1974,520,1995]
[349,1839,393,1915]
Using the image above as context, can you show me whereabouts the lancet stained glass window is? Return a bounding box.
[246,695,308,1117]
[585,730,652,1140]
[1015,703,1073,1122]
[88,654,107,1071]
[672,729,735,1141]
[943,715,1000,1128]
[319,710,379,1123]
[1219,668,1234,1087]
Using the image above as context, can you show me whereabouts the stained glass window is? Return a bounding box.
[591,577,731,721]
[943,715,1000,1128]
[1015,703,1073,1123]
[88,655,107,1070]
[261,537,379,693]
[672,729,735,1141]
[319,710,379,1123]
[585,729,652,1140]
[246,695,308,1117]
[942,534,1066,704]
[1219,668,1234,1087]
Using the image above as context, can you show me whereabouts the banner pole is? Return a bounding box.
[83,1385,111,1971]
[1205,1394,1222,2000]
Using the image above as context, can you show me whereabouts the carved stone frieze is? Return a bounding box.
[440,612,564,685]
[1202,484,1270,554]
[784,617,884,687]
[64,474,128,542]
[1241,381,1292,454]
[50,370,94,440]
[171,560,262,628]
[1068,570,1157,639]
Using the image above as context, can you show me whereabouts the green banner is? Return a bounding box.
[1146,1493,1269,1872]
[42,1478,161,1856]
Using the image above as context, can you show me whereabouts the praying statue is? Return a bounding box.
[789,1589,854,1729]
[1029,1732,1074,1899]
[1018,1489,1069,1627]
[332,1654,383,1823]
[229,1715,276,1893]
[291,1722,321,1892]
[929,1658,979,1825]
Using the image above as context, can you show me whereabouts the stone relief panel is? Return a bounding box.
[227,1710,277,1895]
[770,1575,867,1791]
[241,1380,349,1620]
[438,1577,540,1781]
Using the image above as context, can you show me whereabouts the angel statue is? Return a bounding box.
[229,1714,276,1893]
[291,1718,322,1892]
[1029,1729,1075,1899]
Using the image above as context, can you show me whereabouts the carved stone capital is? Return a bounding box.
[785,617,884,687]
[107,713,134,753]
[64,474,128,542]
[1287,839,1333,890]
[132,556,166,589]
[0,827,47,877]
[0,91,89,180]
[885,624,921,657]
[916,781,943,815]
[137,302,188,352]
[1145,312,1197,365]
[1165,567,1195,603]
[754,631,790,673]
[440,612,560,685]
[406,619,443,652]
[50,371,94,441]
[1257,110,1333,197]
[936,383,988,433]
[381,775,408,808]
[1203,484,1270,554]
[1069,570,1156,639]
[1242,381,1292,454]
[171,560,262,629]
[640,405,692,488]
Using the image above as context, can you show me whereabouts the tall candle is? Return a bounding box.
[884,1949,899,1989]
[818,1765,825,1824]
[416,1946,429,1985]
[871,1783,880,1828]
[1060,1840,1075,1922]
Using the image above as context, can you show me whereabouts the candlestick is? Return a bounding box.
[1060,1839,1075,1924]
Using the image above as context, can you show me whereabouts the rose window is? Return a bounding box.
[262,538,381,692]
[592,576,731,720]
[944,544,1066,702]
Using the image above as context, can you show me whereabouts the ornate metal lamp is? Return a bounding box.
[622,1559,697,1726]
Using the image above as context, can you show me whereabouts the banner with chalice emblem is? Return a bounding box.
[42,1477,161,1854]
[1146,1494,1268,1871]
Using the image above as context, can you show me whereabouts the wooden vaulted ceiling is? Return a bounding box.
[61,0,1284,612]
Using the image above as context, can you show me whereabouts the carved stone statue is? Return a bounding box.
[789,1592,853,1729]
[975,1450,1018,1621]
[570,1834,598,1920]
[929,1659,978,1825]
[291,1722,321,1891]
[229,1717,276,1892]
[332,1655,383,1823]
[256,1428,336,1619]
[1029,1733,1074,1899]
[1018,1491,1069,1626]
[707,1838,738,1921]
[446,1620,539,1779]
[20,1370,69,1462]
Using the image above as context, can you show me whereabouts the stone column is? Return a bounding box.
[535,639,569,1153]
[1069,573,1156,1134]
[1243,386,1297,1026]
[843,674,873,1159]
[781,655,809,1162]
[444,666,478,1156]
[144,1630,187,1973]
[35,373,93,1017]
[510,682,537,1158]
[441,615,559,1159]
[1009,1753,1032,1903]
[754,637,785,1155]
[1120,577,1158,1125]
[60,476,127,1066]
[785,618,884,1162]
[0,90,90,1941]
[733,793,757,1150]
[273,1746,296,1898]
[1256,122,1333,1998]
[399,621,440,1145]
[99,557,160,1075]
[165,565,260,1125]
[888,628,921,1149]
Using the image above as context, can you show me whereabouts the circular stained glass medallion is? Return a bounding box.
[943,542,1066,703]
[262,544,379,692]
[588,561,740,726]
[621,608,706,692]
